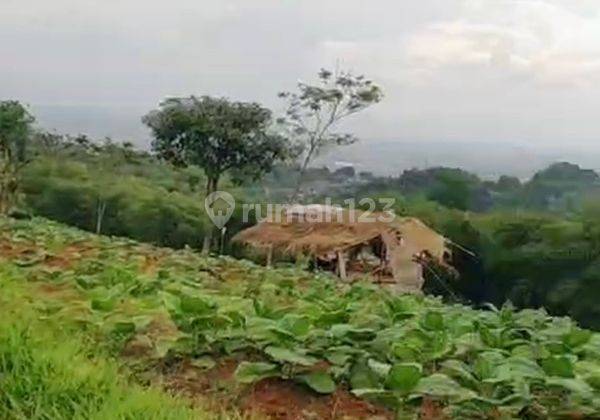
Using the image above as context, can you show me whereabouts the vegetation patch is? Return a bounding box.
[2,217,600,418]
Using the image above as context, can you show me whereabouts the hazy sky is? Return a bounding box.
[3,0,600,148]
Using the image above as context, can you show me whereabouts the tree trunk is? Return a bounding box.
[0,148,16,216]
[0,160,9,215]
[202,177,219,255]
[96,199,107,234]
[290,147,315,203]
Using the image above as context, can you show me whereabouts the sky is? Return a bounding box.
[3,0,600,151]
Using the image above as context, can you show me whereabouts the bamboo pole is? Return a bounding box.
[337,250,347,280]
[266,245,273,268]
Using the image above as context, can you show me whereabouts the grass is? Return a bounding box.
[0,265,245,420]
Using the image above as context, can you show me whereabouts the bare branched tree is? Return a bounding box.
[278,69,383,202]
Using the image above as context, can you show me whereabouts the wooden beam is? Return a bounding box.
[266,245,273,268]
[337,251,347,280]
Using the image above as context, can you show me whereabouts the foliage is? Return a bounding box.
[2,217,600,418]
[21,154,212,249]
[0,267,229,419]
[278,68,383,200]
[143,96,289,194]
[0,100,35,214]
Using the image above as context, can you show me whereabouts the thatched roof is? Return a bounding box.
[233,208,447,259]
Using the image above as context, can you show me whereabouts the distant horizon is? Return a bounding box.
[28,102,600,181]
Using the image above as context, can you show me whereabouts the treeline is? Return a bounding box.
[22,135,213,248]
[289,162,600,329]
[340,194,600,329]
[351,162,600,213]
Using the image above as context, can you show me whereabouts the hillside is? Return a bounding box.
[1,217,600,418]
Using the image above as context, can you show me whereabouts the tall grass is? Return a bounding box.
[0,322,206,419]
[0,269,241,420]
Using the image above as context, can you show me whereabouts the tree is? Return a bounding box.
[143,96,289,252]
[278,68,383,201]
[0,101,35,215]
[495,175,521,192]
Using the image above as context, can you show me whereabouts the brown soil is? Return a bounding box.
[122,313,181,359]
[34,282,86,309]
[164,358,241,413]
[0,239,36,259]
[140,254,164,276]
[44,243,98,269]
[0,238,97,270]
[419,397,448,420]
[164,358,393,420]
[242,379,392,420]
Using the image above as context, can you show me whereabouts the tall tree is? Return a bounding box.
[143,96,289,252]
[278,68,383,201]
[0,101,35,215]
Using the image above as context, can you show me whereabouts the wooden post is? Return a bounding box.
[337,250,347,280]
[266,245,273,268]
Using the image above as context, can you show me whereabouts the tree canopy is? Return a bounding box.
[0,100,35,214]
[143,96,289,194]
[0,101,34,162]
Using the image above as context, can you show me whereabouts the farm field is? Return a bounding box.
[1,217,600,419]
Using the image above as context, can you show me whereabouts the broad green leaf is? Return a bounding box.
[414,373,477,401]
[329,324,376,341]
[351,388,391,398]
[112,321,136,334]
[542,356,574,378]
[298,371,336,394]
[546,377,594,399]
[576,361,600,390]
[428,331,452,360]
[180,296,214,315]
[279,314,311,336]
[474,351,505,380]
[316,310,347,327]
[325,350,352,366]
[440,360,479,390]
[545,340,568,355]
[350,361,380,390]
[351,388,398,406]
[391,342,420,362]
[368,359,391,379]
[493,357,545,382]
[264,346,317,366]
[385,363,422,392]
[391,329,428,361]
[91,297,117,311]
[235,362,279,383]
[563,328,592,349]
[478,325,502,348]
[421,311,444,331]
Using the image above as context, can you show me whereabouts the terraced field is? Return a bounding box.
[1,217,600,419]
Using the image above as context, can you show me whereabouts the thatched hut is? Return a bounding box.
[233,205,452,293]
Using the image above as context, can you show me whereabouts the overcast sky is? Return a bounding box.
[3,0,600,149]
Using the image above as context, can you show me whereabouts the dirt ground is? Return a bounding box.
[163,358,393,420]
